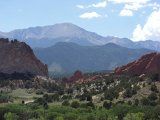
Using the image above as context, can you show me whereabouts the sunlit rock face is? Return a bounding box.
[115,52,160,76]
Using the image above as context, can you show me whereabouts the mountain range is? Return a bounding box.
[0,23,160,51]
[34,42,153,74]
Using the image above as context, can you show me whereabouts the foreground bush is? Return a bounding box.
[0,103,160,120]
[71,101,80,108]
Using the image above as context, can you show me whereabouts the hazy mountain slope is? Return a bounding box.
[105,37,134,47]
[0,23,160,50]
[106,37,160,51]
[6,23,106,47]
[134,40,160,51]
[34,42,153,74]
[0,32,7,38]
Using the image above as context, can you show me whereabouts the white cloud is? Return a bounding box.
[109,0,160,10]
[132,24,147,41]
[80,12,101,19]
[119,9,133,16]
[119,3,144,17]
[132,9,160,41]
[148,2,160,10]
[108,0,160,17]
[76,5,85,9]
[77,0,107,9]
[124,3,143,11]
[91,1,107,8]
[108,0,150,4]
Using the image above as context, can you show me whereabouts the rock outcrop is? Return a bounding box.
[0,38,48,77]
[63,70,83,83]
[114,52,160,75]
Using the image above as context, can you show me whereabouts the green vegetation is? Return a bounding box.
[0,103,160,120]
[0,73,160,120]
[0,93,11,103]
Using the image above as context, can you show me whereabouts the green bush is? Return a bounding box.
[151,73,159,82]
[62,100,70,106]
[127,101,132,105]
[86,101,95,108]
[64,113,77,120]
[150,84,158,92]
[71,101,80,108]
[134,99,139,106]
[55,116,64,120]
[0,93,10,103]
[141,97,150,105]
[4,112,18,120]
[148,92,158,101]
[103,101,112,109]
[86,114,95,120]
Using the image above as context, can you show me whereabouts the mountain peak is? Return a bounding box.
[0,23,160,50]
[53,22,82,29]
[5,23,106,47]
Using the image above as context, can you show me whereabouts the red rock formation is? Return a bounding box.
[62,70,83,84]
[62,70,102,85]
[114,52,160,75]
[0,38,48,77]
[68,70,83,83]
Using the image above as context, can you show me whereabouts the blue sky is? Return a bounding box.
[0,0,160,41]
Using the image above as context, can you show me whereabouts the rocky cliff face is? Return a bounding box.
[0,38,48,77]
[114,52,160,75]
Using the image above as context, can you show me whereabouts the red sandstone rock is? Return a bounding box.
[66,70,83,83]
[114,52,160,75]
[0,38,48,77]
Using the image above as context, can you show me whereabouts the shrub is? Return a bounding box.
[35,97,45,105]
[117,112,125,120]
[55,116,64,120]
[141,97,150,105]
[151,73,159,82]
[134,99,139,106]
[36,89,44,95]
[124,112,144,120]
[0,93,10,103]
[123,87,137,98]
[79,93,92,101]
[4,112,18,120]
[104,85,119,101]
[150,84,158,93]
[103,101,112,109]
[62,100,70,106]
[71,101,80,108]
[148,92,157,101]
[64,113,77,120]
[87,114,96,120]
[127,100,132,105]
[86,101,95,108]
[43,102,49,109]
[61,95,72,100]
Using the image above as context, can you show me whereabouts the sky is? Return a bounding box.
[0,0,160,41]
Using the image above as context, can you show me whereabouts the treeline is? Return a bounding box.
[0,103,160,120]
[0,72,34,80]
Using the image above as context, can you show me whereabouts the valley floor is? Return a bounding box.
[0,74,160,120]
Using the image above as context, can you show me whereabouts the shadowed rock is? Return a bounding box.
[0,38,48,78]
